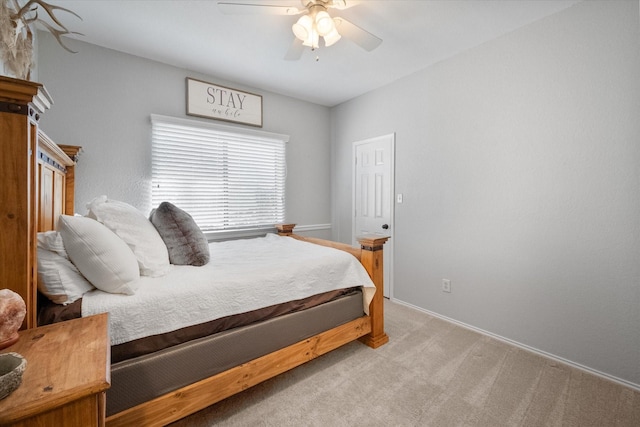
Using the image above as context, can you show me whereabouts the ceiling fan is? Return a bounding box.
[217,0,382,60]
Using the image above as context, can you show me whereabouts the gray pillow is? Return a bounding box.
[149,202,210,266]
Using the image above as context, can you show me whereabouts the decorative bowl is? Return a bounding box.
[0,352,27,400]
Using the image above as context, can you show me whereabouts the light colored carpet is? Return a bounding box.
[170,300,640,426]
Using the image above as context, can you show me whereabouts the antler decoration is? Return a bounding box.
[12,0,83,52]
[1,0,82,79]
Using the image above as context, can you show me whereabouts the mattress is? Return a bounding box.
[39,287,360,363]
[82,234,375,346]
[38,234,375,362]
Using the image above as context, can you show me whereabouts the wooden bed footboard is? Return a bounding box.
[106,317,372,427]
[275,223,389,348]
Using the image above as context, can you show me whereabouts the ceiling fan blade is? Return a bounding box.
[327,0,356,10]
[217,2,303,15]
[284,38,304,61]
[334,17,382,51]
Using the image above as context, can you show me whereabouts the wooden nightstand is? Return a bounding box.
[0,313,110,426]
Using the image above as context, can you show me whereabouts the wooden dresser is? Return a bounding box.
[0,314,110,426]
[0,76,80,330]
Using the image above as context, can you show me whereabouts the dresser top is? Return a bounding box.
[0,314,110,423]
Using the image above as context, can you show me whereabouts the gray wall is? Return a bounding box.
[37,33,332,238]
[332,1,640,387]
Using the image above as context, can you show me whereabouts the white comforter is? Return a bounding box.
[82,233,375,345]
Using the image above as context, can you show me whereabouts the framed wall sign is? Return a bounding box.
[186,78,263,127]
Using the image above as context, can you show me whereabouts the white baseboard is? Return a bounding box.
[390,298,640,392]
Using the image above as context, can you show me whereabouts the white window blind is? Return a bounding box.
[151,114,288,233]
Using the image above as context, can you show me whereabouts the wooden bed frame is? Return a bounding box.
[0,76,389,427]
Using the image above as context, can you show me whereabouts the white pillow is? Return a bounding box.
[58,215,140,295]
[37,247,94,305]
[86,196,170,277]
[37,230,68,257]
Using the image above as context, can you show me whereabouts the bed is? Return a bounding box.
[0,76,389,427]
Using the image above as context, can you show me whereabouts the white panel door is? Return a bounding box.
[353,134,394,297]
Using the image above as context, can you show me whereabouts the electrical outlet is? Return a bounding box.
[442,279,451,293]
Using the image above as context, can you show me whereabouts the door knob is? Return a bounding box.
[382,224,389,230]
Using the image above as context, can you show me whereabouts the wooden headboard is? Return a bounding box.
[0,76,81,329]
[37,131,81,231]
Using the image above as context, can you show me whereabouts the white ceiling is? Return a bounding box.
[45,0,582,107]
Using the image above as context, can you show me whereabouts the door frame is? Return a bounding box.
[351,133,395,298]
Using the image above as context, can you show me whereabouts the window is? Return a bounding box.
[151,114,288,235]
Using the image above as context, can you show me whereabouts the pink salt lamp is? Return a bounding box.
[0,289,26,350]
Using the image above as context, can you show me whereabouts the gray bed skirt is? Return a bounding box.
[107,290,364,415]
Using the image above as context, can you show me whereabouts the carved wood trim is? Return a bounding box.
[275,223,296,235]
[0,76,53,115]
[38,131,74,168]
[58,145,83,162]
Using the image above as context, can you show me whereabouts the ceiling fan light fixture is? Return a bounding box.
[323,26,341,47]
[290,2,351,52]
[292,14,313,41]
[315,10,334,36]
[221,0,381,59]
